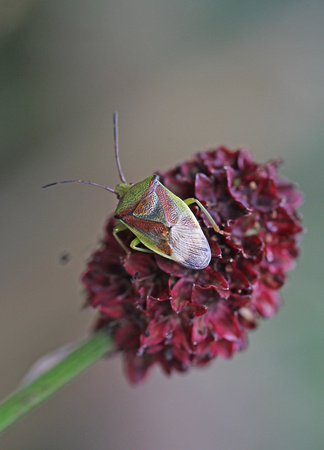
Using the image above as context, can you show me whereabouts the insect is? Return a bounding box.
[44,112,226,270]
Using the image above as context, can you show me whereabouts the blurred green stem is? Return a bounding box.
[0,330,113,434]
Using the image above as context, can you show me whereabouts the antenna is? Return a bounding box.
[43,113,127,194]
[43,179,117,194]
[113,111,127,183]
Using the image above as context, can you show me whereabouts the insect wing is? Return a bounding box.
[158,184,211,269]
[166,212,211,269]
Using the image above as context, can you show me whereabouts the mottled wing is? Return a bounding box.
[156,183,211,269]
[167,212,211,270]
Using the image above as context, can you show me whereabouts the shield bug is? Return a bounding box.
[44,112,226,270]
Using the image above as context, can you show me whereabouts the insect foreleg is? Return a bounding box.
[130,237,153,254]
[113,221,131,254]
[184,197,226,235]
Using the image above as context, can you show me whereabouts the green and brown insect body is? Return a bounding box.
[44,112,224,270]
[113,175,213,270]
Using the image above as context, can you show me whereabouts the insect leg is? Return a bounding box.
[184,198,227,235]
[113,221,131,254]
[130,237,153,254]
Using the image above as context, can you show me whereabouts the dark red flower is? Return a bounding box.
[82,147,303,383]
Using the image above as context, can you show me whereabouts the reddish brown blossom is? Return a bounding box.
[82,147,303,383]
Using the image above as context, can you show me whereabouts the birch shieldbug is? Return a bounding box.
[43,112,226,270]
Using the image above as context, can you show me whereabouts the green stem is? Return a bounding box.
[0,329,114,434]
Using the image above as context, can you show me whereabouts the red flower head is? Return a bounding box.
[82,147,303,383]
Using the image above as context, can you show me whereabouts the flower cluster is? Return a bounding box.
[82,147,303,383]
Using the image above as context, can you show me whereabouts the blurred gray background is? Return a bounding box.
[1,2,323,449]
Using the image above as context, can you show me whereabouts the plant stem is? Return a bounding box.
[0,329,114,434]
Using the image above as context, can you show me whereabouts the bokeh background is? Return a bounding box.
[1,2,323,449]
